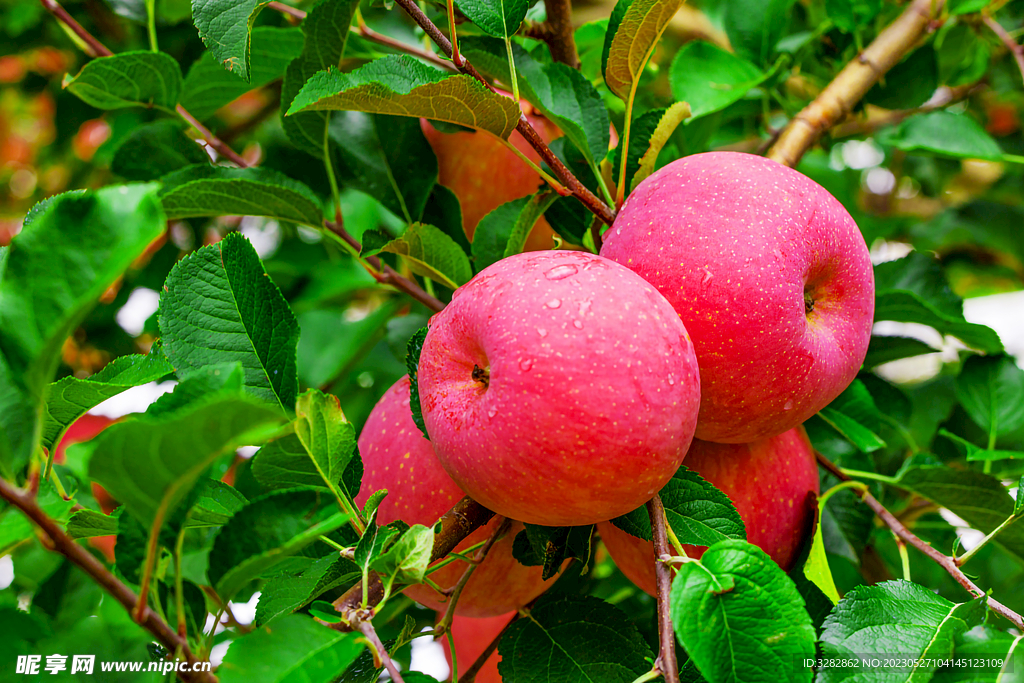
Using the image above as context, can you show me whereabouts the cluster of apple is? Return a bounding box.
[356,149,874,669]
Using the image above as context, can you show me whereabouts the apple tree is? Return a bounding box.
[2,0,1024,681]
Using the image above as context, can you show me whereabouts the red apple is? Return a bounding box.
[439,611,513,683]
[55,413,119,562]
[600,151,874,443]
[597,427,819,596]
[356,377,557,618]
[418,250,701,527]
[421,98,562,252]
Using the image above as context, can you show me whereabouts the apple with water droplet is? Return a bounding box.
[417,250,701,527]
[356,376,557,617]
[598,427,819,596]
[600,151,874,443]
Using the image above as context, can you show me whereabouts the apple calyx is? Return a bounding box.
[804,290,815,314]
[472,364,490,388]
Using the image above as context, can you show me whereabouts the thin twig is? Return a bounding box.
[0,479,215,683]
[323,219,445,312]
[332,496,495,626]
[829,81,983,139]
[355,619,406,683]
[267,0,305,21]
[648,494,680,683]
[767,0,945,168]
[459,612,522,683]
[438,518,511,631]
[817,452,1024,630]
[391,0,617,226]
[176,105,250,168]
[983,14,1024,86]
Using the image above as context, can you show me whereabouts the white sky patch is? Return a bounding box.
[89,381,176,419]
[115,287,160,337]
[409,628,450,680]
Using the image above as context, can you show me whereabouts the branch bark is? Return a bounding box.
[331,496,495,625]
[391,0,617,226]
[648,494,680,683]
[0,479,216,683]
[767,0,945,168]
[538,0,581,68]
[816,452,1024,630]
[983,14,1024,87]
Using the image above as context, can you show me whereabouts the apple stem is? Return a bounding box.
[648,494,681,683]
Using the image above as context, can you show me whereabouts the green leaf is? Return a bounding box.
[826,0,882,34]
[455,0,528,38]
[192,0,269,83]
[406,327,430,442]
[185,478,248,528]
[803,489,842,605]
[371,524,433,595]
[818,582,985,682]
[602,0,684,100]
[865,47,937,109]
[472,192,559,271]
[364,223,472,290]
[669,41,767,119]
[158,165,324,227]
[817,379,886,453]
[40,352,173,451]
[62,51,182,112]
[181,26,304,121]
[0,481,75,553]
[863,335,938,369]
[159,232,300,414]
[893,465,1024,563]
[611,467,746,546]
[255,554,360,627]
[1016,478,1024,517]
[0,184,164,471]
[280,0,359,158]
[288,56,521,139]
[955,354,1024,440]
[65,509,119,539]
[208,489,350,601]
[611,105,687,197]
[629,102,690,192]
[721,0,796,65]
[874,253,1003,353]
[87,370,285,528]
[931,626,1024,683]
[353,506,400,589]
[939,429,1024,463]
[670,540,815,683]
[111,120,209,181]
[880,110,1003,161]
[216,615,364,683]
[498,594,652,682]
[512,524,593,580]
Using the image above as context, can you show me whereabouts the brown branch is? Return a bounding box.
[649,494,680,683]
[391,0,617,226]
[355,619,407,683]
[331,496,495,625]
[459,612,521,683]
[0,479,216,683]
[767,0,945,168]
[267,0,305,21]
[176,105,251,168]
[829,81,983,139]
[323,219,445,312]
[438,517,511,634]
[983,14,1024,87]
[537,0,581,68]
[816,452,1024,630]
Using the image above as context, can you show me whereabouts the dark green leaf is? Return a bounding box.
[602,0,684,100]
[406,327,429,441]
[192,0,269,83]
[721,0,796,65]
[817,379,886,453]
[216,615,364,683]
[669,41,767,119]
[181,26,304,121]
[159,232,300,414]
[512,524,593,579]
[931,625,1024,682]
[288,56,521,139]
[472,192,559,271]
[208,489,350,601]
[255,554,360,626]
[865,47,938,110]
[158,165,324,227]
[826,0,882,34]
[366,223,472,290]
[611,467,745,546]
[111,121,209,181]
[670,540,815,683]
[818,582,985,682]
[297,299,403,389]
[65,509,119,539]
[880,111,1003,161]
[0,185,165,472]
[62,52,182,112]
[955,354,1024,440]
[353,506,399,587]
[185,478,248,527]
[498,594,652,682]
[455,0,528,38]
[863,335,938,369]
[41,352,173,451]
[939,429,1024,462]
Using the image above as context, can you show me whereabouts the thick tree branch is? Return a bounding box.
[983,14,1024,86]
[0,479,216,683]
[767,0,945,168]
[816,452,1024,630]
[648,494,680,683]
[391,0,617,226]
[537,0,581,68]
[331,496,495,625]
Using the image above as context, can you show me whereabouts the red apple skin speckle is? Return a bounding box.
[601,151,874,443]
[356,377,556,618]
[598,426,820,596]
[417,250,701,527]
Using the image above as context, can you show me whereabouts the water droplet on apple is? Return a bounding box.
[487,406,497,418]
[544,264,578,280]
[667,375,675,386]
[537,328,548,338]
[519,358,534,371]
[572,320,583,330]
[784,399,794,410]
[545,298,562,309]
[578,299,592,316]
